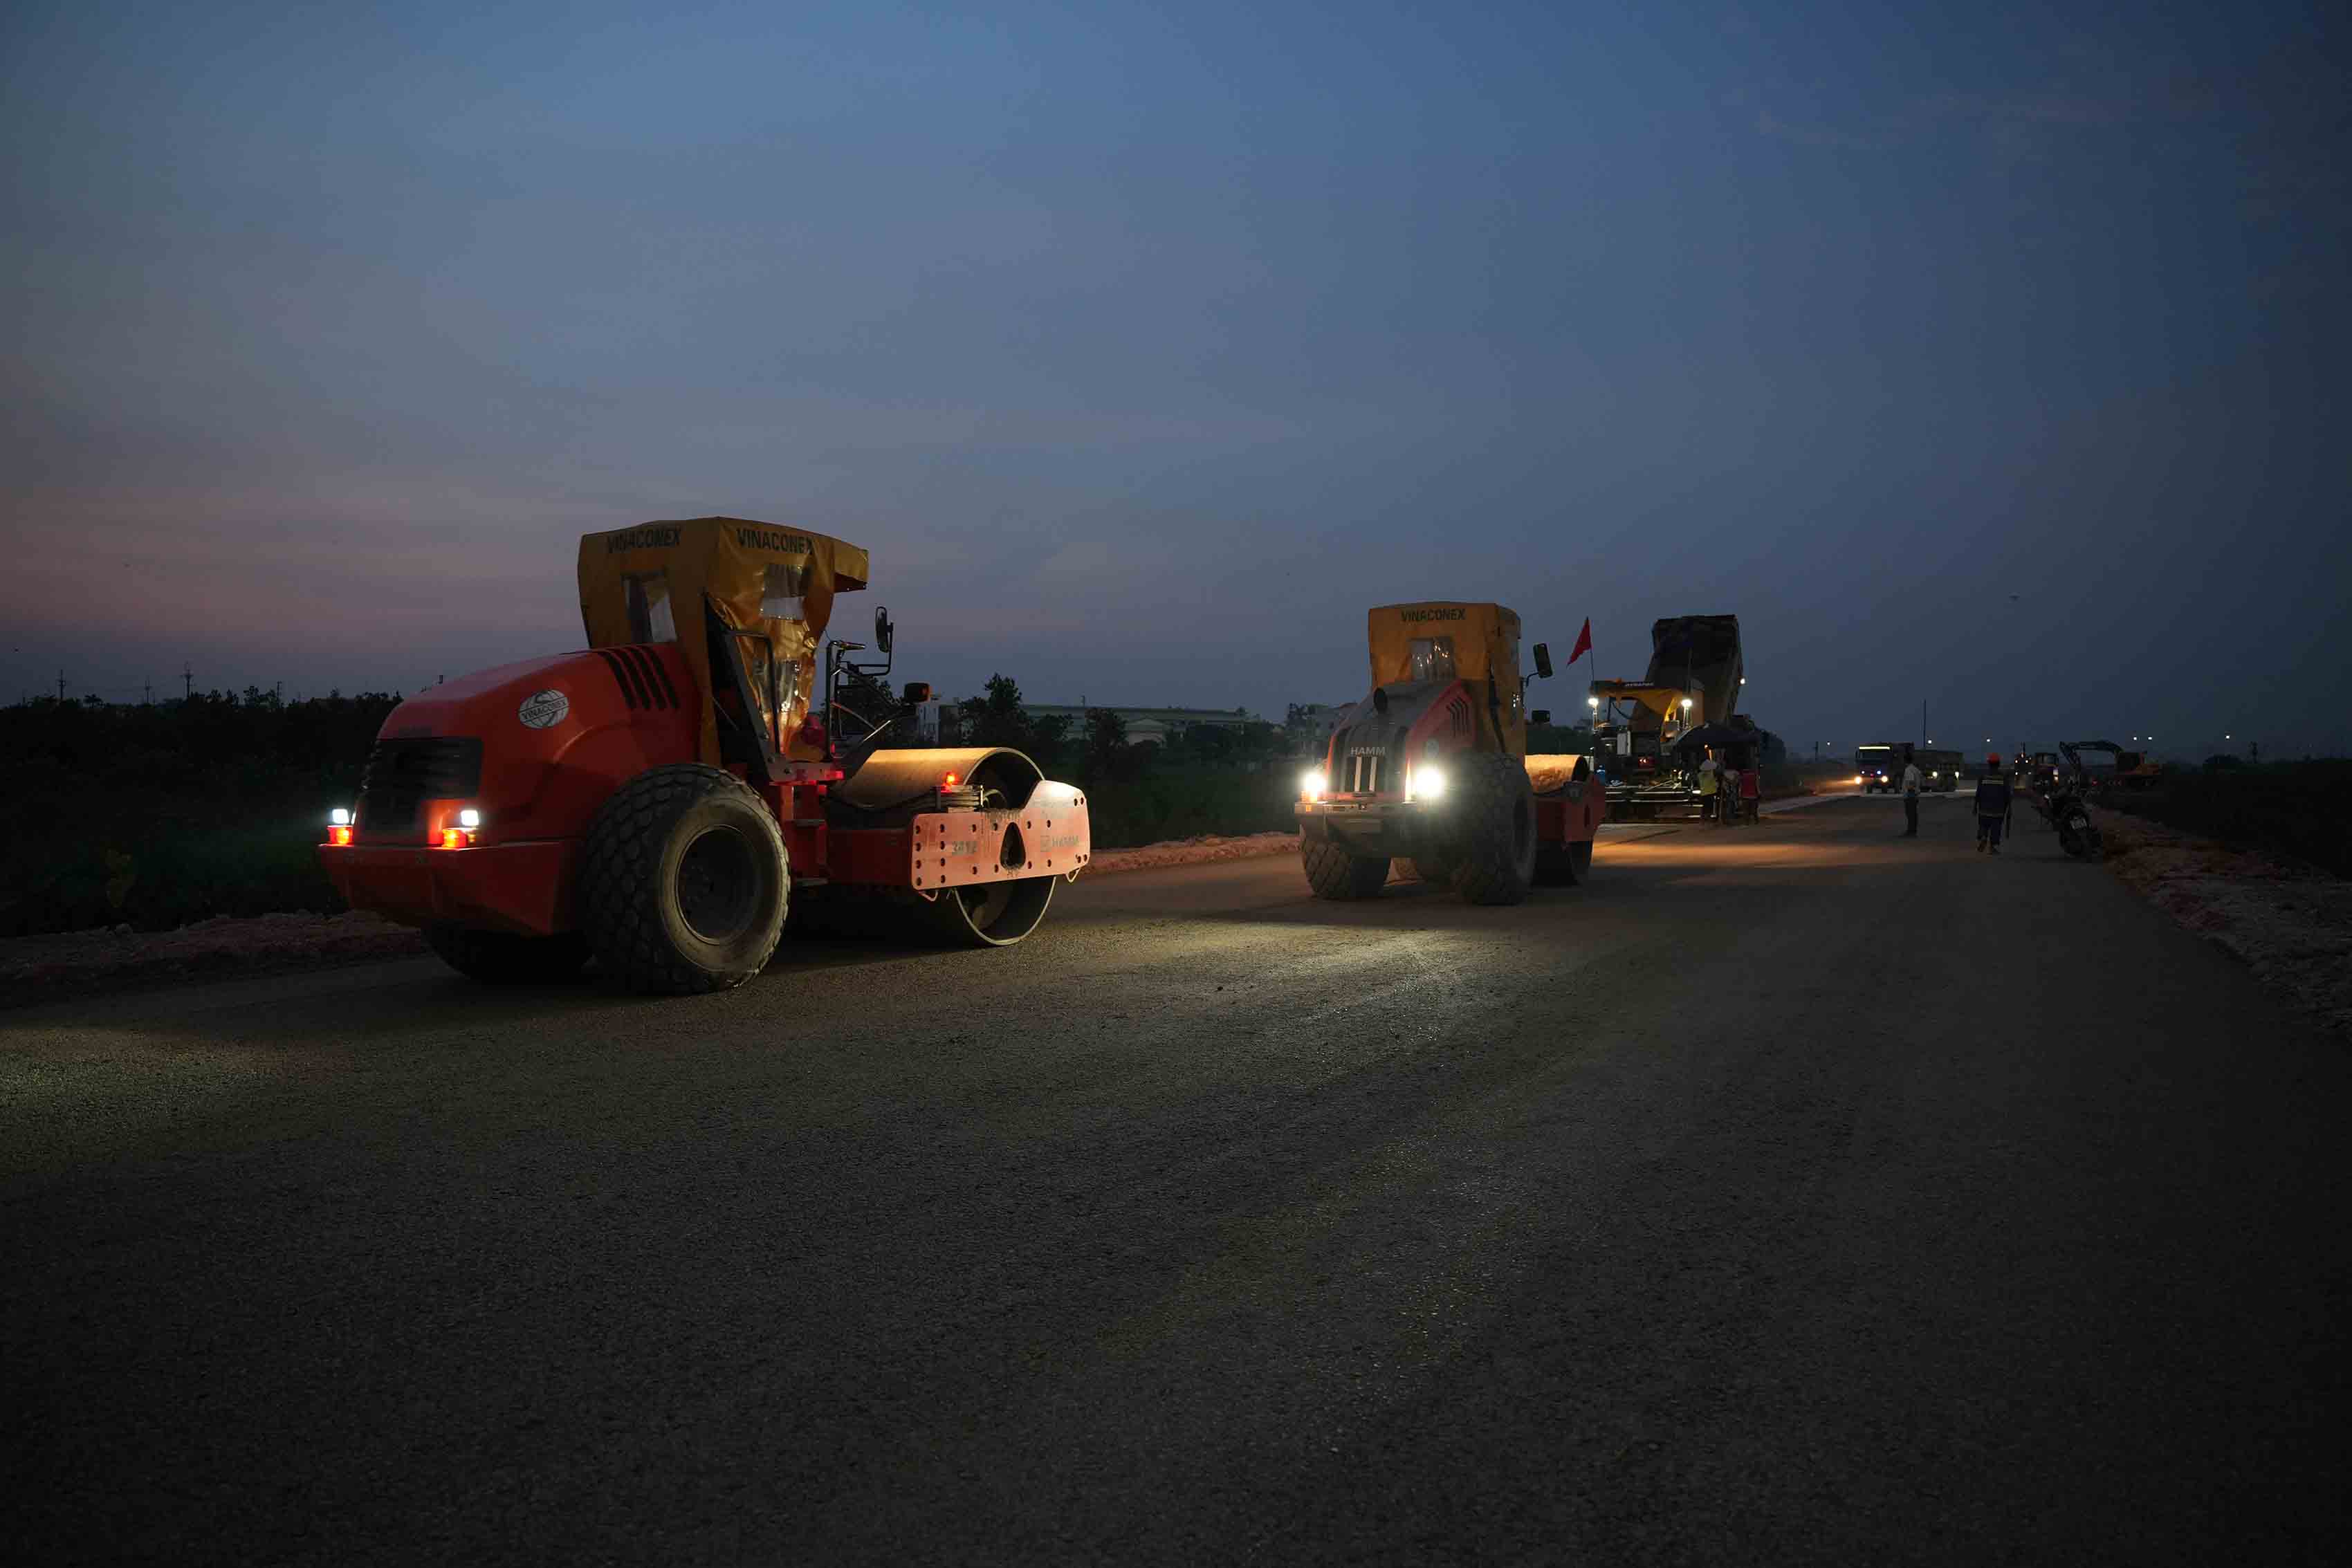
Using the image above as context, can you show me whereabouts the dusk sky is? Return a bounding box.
[5,0,2345,757]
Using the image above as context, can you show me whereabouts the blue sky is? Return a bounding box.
[4,0,2344,755]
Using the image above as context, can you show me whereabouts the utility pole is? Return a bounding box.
[1920,699,1926,747]
[182,662,192,701]
[143,681,153,705]
[57,669,66,703]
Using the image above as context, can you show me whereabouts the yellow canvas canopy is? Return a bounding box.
[578,517,870,764]
[1588,680,1697,726]
[1366,602,1527,753]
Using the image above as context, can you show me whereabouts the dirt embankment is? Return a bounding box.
[2091,805,2352,1037]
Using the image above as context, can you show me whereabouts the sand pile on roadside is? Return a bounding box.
[2094,806,2352,1035]
[1086,831,1298,875]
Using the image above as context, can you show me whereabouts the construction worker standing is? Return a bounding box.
[1975,755,2014,854]
[1900,755,1923,837]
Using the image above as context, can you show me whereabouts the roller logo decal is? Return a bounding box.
[734,526,815,554]
[603,526,681,553]
[518,689,569,729]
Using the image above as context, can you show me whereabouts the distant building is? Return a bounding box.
[1285,703,1351,739]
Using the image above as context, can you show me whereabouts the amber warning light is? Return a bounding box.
[942,772,960,788]
[327,806,353,847]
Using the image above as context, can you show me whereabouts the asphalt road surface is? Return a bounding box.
[6,795,2346,1565]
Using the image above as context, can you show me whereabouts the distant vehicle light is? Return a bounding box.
[1300,768,1326,800]
[329,806,351,827]
[1416,766,1449,800]
[457,808,482,830]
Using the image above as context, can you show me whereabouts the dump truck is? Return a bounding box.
[319,517,1090,993]
[1295,602,1604,904]
[1857,742,1960,793]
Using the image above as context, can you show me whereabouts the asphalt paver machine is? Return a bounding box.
[320,517,1090,993]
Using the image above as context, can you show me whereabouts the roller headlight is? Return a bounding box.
[1299,768,1325,800]
[1415,766,1448,800]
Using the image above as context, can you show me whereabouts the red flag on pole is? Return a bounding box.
[1568,618,1592,664]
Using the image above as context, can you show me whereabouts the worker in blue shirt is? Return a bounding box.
[1975,754,2014,854]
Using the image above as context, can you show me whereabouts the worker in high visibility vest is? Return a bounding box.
[1975,755,2014,854]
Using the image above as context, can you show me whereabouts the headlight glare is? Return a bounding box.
[1417,766,1448,800]
[1299,768,1325,799]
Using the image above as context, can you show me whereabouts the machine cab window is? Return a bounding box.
[760,562,809,622]
[623,572,675,643]
[1408,637,1457,682]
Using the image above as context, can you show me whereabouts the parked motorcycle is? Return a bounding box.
[2036,744,2106,860]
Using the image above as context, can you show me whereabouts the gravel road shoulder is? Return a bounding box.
[2090,803,2352,1036]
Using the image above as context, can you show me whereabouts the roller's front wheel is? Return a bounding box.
[1534,839,1592,887]
[919,875,1057,946]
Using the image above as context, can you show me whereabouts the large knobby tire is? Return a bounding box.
[1449,751,1538,905]
[1533,839,1592,887]
[425,923,591,984]
[1302,836,1390,900]
[578,764,788,994]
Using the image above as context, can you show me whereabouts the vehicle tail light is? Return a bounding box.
[439,827,471,849]
[329,824,353,847]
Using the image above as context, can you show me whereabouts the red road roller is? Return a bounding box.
[320,517,1090,993]
[1296,602,1604,904]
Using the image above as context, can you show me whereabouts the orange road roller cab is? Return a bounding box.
[1296,602,1604,904]
[319,517,1090,993]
